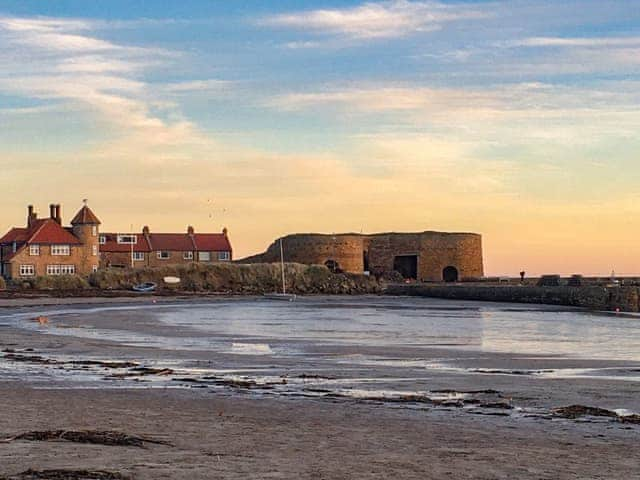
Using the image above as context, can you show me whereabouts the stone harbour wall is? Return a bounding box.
[385,284,640,312]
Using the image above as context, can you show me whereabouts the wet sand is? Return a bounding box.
[1,385,639,479]
[1,297,639,479]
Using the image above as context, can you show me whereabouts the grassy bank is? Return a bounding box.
[87,263,383,295]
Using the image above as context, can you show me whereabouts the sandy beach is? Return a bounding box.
[1,296,639,479]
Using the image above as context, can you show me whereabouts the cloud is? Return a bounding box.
[260,0,487,40]
[164,79,231,93]
[283,41,322,50]
[0,15,222,149]
[515,36,640,48]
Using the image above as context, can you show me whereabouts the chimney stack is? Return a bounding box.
[222,227,228,236]
[49,204,56,220]
[27,205,35,227]
[187,225,194,235]
[55,204,61,224]
[142,225,150,235]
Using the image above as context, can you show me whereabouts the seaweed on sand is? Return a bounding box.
[2,469,129,480]
[553,405,640,424]
[0,430,171,447]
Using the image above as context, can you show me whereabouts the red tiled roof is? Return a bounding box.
[0,227,29,244]
[31,220,82,244]
[98,231,232,253]
[194,233,232,252]
[0,219,80,246]
[148,233,196,252]
[71,206,101,225]
[99,233,151,253]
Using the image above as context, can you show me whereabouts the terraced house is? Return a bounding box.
[0,203,100,280]
[99,225,232,269]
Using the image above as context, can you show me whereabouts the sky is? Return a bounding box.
[0,0,639,275]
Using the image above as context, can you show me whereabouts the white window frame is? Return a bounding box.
[132,252,145,261]
[198,251,211,262]
[19,265,35,277]
[92,225,97,237]
[92,245,98,256]
[183,251,194,260]
[47,265,75,276]
[217,251,230,261]
[51,245,70,256]
[117,234,137,245]
[99,235,106,245]
[29,244,40,256]
[61,265,75,275]
[157,251,170,260]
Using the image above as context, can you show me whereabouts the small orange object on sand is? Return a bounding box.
[35,316,49,325]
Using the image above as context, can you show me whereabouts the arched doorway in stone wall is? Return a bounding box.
[442,266,459,282]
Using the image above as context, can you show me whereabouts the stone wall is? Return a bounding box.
[240,231,483,281]
[385,284,640,312]
[100,251,229,269]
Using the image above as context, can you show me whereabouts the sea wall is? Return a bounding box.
[385,284,640,312]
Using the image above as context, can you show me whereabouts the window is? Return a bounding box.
[47,265,75,275]
[183,251,194,260]
[157,251,170,259]
[198,251,210,262]
[218,251,230,261]
[92,226,97,237]
[92,265,98,273]
[19,265,35,276]
[99,235,106,245]
[29,244,40,256]
[92,245,98,256]
[133,252,144,261]
[51,245,70,256]
[117,234,137,244]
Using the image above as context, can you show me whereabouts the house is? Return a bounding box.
[99,225,232,268]
[0,203,101,280]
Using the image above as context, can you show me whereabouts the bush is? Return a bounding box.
[88,263,383,295]
[32,275,90,290]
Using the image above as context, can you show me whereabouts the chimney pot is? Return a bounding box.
[187,225,194,235]
[142,225,150,235]
[55,204,61,224]
[222,227,228,236]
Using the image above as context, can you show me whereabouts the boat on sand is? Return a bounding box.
[132,282,157,293]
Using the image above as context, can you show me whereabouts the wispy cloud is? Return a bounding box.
[515,36,640,48]
[164,79,231,93]
[260,0,487,40]
[0,15,223,149]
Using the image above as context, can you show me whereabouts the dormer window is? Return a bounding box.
[29,245,40,256]
[117,234,137,244]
